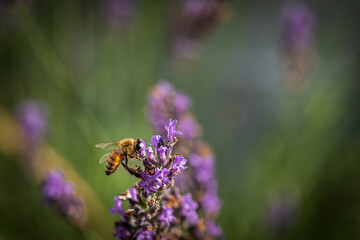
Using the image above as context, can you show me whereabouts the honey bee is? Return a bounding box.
[95,138,142,177]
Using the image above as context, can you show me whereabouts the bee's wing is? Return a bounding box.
[99,152,111,163]
[95,142,120,150]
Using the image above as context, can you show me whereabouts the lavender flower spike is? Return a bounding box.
[165,119,183,142]
[42,169,86,228]
[16,100,48,142]
[42,170,74,203]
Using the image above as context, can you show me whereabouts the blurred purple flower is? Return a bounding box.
[42,169,86,228]
[16,100,48,142]
[136,228,156,240]
[42,169,74,204]
[114,225,131,239]
[105,0,137,29]
[206,220,223,237]
[178,116,200,139]
[181,193,199,224]
[174,38,199,61]
[282,1,315,50]
[189,154,215,186]
[158,207,176,226]
[202,191,221,216]
[173,92,192,114]
[266,191,299,233]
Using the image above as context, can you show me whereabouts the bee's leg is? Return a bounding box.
[121,161,141,178]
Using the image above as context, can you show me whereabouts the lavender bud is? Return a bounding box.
[165,119,183,142]
[158,146,167,166]
[139,140,146,160]
[149,135,164,155]
[146,147,157,165]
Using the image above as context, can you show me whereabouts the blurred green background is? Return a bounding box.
[1,0,360,239]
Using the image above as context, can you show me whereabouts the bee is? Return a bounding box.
[95,138,142,177]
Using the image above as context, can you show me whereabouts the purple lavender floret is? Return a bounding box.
[138,171,159,195]
[181,193,199,225]
[158,146,167,166]
[165,119,183,141]
[109,196,125,217]
[282,1,315,50]
[136,228,156,240]
[114,225,131,240]
[158,207,176,226]
[206,220,223,237]
[149,135,164,154]
[16,100,48,142]
[146,147,157,165]
[153,168,171,188]
[129,187,138,202]
[139,139,147,160]
[42,170,74,204]
[170,155,188,176]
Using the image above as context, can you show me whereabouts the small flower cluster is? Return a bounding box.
[280,1,315,93]
[281,1,315,51]
[42,169,87,229]
[110,119,205,239]
[16,100,48,144]
[15,100,48,175]
[103,0,137,30]
[147,82,223,239]
[170,0,231,62]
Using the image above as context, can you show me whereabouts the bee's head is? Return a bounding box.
[134,138,143,153]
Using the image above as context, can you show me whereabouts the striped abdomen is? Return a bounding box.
[105,150,124,175]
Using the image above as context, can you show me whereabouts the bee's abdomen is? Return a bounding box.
[105,152,122,175]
